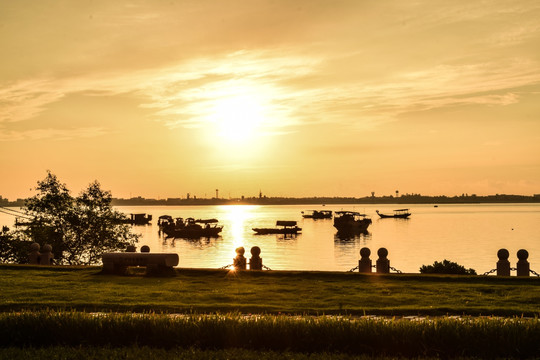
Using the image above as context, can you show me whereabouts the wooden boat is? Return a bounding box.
[121,213,152,225]
[162,217,223,238]
[157,215,173,230]
[253,220,302,235]
[333,211,372,233]
[376,209,411,219]
[301,210,333,219]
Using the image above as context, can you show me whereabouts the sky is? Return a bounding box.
[1,0,540,200]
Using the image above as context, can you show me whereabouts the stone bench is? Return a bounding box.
[102,252,179,275]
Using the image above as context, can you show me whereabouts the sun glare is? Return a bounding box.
[210,94,268,143]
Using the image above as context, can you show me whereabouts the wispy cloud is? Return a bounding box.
[0,127,106,142]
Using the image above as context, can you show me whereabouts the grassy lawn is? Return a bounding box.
[1,264,539,316]
[2,265,540,358]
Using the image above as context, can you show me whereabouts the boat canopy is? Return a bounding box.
[394,209,410,213]
[335,211,367,217]
[276,220,297,227]
[303,210,332,214]
[195,218,219,224]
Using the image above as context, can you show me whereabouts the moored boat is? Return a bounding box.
[253,220,302,235]
[333,211,371,233]
[376,209,411,219]
[301,210,333,219]
[157,215,173,230]
[162,217,223,238]
[121,213,152,225]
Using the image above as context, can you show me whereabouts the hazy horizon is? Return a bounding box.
[1,1,539,200]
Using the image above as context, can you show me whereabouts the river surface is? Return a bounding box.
[2,203,539,274]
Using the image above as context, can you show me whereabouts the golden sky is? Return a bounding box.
[1,0,539,199]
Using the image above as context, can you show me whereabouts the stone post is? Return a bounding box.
[126,245,137,252]
[140,245,150,253]
[496,248,510,276]
[233,247,246,270]
[516,249,530,277]
[39,244,54,265]
[28,243,41,265]
[376,247,390,274]
[358,247,372,273]
[249,246,263,270]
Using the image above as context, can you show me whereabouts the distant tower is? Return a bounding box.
[215,189,219,199]
[371,191,375,197]
[259,190,262,199]
[395,190,399,198]
[187,193,190,200]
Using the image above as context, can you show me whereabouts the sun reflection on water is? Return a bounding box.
[220,205,258,247]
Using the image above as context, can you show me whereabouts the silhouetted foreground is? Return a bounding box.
[1,311,540,358]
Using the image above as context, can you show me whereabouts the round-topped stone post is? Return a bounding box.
[376,247,390,274]
[233,246,247,270]
[39,244,54,265]
[358,247,372,273]
[516,249,530,277]
[28,243,41,265]
[249,246,263,270]
[496,249,510,276]
[140,245,150,253]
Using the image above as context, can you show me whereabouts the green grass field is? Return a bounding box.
[1,264,539,316]
[1,265,540,359]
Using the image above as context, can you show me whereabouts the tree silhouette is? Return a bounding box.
[8,171,139,265]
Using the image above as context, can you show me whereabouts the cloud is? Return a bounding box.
[1,49,538,141]
[0,80,65,123]
[1,0,540,142]
[0,127,107,142]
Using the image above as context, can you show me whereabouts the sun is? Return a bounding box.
[210,94,267,144]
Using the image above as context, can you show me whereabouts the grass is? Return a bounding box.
[1,311,540,358]
[2,265,540,358]
[0,347,455,360]
[1,264,540,316]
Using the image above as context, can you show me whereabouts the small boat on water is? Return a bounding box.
[162,217,223,238]
[253,220,302,235]
[333,211,372,233]
[157,215,173,230]
[301,210,333,219]
[121,213,152,225]
[376,209,411,219]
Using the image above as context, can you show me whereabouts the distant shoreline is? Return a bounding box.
[115,193,539,206]
[2,194,539,207]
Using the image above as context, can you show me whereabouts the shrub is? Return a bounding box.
[419,259,477,275]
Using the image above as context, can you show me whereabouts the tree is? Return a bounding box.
[0,227,31,264]
[7,171,138,265]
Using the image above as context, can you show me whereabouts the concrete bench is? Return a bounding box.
[102,252,179,275]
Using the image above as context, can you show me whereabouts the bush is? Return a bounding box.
[419,259,477,275]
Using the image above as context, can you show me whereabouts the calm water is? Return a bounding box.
[2,204,539,274]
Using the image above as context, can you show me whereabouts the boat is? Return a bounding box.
[333,211,372,233]
[157,215,174,230]
[253,220,302,235]
[121,213,152,225]
[162,217,223,238]
[376,209,411,219]
[301,210,333,219]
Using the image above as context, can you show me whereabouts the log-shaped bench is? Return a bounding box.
[102,252,179,275]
